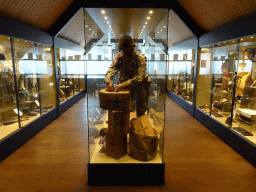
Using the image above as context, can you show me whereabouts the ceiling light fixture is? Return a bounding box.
[104,16,107,20]
[101,10,105,14]
[149,10,153,14]
[147,17,150,20]
[251,37,254,38]
[145,22,148,24]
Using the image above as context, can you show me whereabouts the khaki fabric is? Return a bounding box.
[104,50,149,117]
[236,72,253,97]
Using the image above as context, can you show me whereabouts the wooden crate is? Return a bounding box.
[99,89,130,111]
[105,132,127,159]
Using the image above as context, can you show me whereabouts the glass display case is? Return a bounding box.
[87,12,166,172]
[58,48,85,103]
[0,35,18,140]
[168,48,196,103]
[196,35,256,144]
[0,35,56,140]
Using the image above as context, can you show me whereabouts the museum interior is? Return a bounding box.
[0,0,256,190]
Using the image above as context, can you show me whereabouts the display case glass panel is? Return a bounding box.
[0,35,19,140]
[231,35,256,144]
[168,48,196,103]
[58,48,85,102]
[88,9,167,164]
[37,44,56,113]
[196,40,238,126]
[13,39,42,128]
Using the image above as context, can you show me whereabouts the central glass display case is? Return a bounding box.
[87,8,167,185]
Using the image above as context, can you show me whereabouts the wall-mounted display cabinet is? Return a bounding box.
[0,35,56,140]
[0,34,86,148]
[167,14,256,168]
[196,35,256,145]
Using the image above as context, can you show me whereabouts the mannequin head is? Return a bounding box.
[244,48,255,59]
[118,35,135,54]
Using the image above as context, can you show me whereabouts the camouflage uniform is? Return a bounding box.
[105,50,149,117]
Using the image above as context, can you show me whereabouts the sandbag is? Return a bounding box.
[129,128,158,161]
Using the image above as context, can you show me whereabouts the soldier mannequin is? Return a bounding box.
[105,35,150,117]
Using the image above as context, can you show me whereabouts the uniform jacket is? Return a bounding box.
[105,50,147,89]
[236,72,254,97]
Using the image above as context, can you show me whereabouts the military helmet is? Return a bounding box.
[245,48,255,58]
[118,35,135,50]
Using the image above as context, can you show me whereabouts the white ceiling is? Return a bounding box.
[85,8,168,40]
[57,8,195,49]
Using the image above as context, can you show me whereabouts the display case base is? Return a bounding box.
[88,162,165,186]
[167,90,193,116]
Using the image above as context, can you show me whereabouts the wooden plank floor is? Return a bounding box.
[0,96,256,192]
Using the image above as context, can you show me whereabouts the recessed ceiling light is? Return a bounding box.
[107,21,109,24]
[85,25,88,27]
[147,17,150,20]
[149,11,153,14]
[163,26,166,28]
[241,39,243,40]
[89,29,91,30]
[101,10,105,14]
[109,26,111,28]
[145,22,148,24]
[251,37,254,38]
[104,17,107,20]
[143,26,145,28]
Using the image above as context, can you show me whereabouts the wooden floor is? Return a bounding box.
[0,96,256,192]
